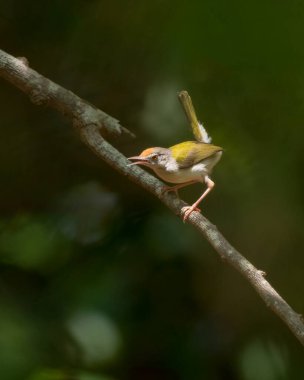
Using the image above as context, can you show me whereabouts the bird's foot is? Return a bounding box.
[181,205,201,222]
[161,185,179,198]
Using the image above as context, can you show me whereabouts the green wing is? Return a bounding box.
[170,141,222,169]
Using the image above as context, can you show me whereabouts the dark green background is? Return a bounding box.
[1,1,304,379]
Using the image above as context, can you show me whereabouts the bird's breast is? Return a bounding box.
[152,165,205,184]
[152,151,222,184]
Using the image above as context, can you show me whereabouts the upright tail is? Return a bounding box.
[178,90,212,144]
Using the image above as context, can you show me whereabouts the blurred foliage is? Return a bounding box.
[1,0,304,379]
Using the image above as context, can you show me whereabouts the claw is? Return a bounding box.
[161,180,198,198]
[161,185,179,197]
[181,206,201,222]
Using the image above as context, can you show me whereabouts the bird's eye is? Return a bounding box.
[151,155,157,161]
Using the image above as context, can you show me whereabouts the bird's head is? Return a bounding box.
[128,147,171,168]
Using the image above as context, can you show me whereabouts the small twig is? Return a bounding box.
[0,48,303,346]
[0,51,134,138]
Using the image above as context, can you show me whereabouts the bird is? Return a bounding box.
[128,91,223,222]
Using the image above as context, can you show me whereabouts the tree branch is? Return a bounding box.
[1,48,303,345]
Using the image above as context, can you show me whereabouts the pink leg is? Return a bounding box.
[161,180,198,197]
[181,176,215,222]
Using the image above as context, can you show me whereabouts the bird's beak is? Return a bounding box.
[127,156,149,166]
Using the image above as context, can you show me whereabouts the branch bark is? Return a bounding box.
[1,48,303,345]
